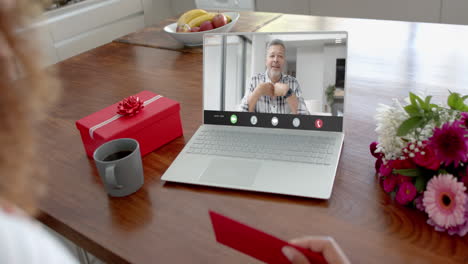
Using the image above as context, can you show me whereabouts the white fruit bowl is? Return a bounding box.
[163,12,240,46]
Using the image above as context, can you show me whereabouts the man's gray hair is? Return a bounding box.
[266,39,286,51]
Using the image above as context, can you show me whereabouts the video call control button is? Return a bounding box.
[230,114,238,124]
[271,116,279,126]
[315,118,323,128]
[292,117,300,127]
[250,115,258,125]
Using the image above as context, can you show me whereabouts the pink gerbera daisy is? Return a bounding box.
[427,202,468,236]
[428,121,468,167]
[423,174,467,228]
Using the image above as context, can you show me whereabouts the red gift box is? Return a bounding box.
[76,91,183,157]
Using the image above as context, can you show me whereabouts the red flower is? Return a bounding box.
[117,96,144,116]
[396,182,417,205]
[396,174,412,184]
[460,112,468,128]
[429,121,468,167]
[370,142,383,158]
[392,158,416,170]
[375,159,383,173]
[383,176,397,193]
[412,143,441,171]
[379,160,393,177]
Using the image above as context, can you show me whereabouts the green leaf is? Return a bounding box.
[455,98,465,109]
[422,96,432,111]
[404,105,421,117]
[424,95,432,105]
[447,92,468,111]
[409,92,418,106]
[415,96,425,108]
[429,104,438,109]
[396,116,424,137]
[393,168,424,177]
[415,175,427,192]
[438,168,448,175]
[434,112,441,127]
[448,93,459,109]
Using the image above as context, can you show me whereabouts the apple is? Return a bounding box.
[177,24,191,33]
[200,21,214,31]
[212,13,227,28]
[191,27,201,32]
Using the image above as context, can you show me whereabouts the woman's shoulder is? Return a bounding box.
[0,211,78,264]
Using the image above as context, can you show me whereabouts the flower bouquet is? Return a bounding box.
[370,92,468,236]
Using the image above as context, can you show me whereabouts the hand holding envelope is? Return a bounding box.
[209,211,349,264]
[282,237,351,264]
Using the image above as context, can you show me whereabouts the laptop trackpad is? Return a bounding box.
[199,158,260,187]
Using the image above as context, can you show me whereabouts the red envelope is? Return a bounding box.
[209,211,327,264]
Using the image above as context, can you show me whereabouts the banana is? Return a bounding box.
[187,13,216,28]
[226,14,232,23]
[177,9,207,27]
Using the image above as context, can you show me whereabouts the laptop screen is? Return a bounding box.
[203,32,347,132]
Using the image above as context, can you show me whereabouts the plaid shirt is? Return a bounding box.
[239,72,309,115]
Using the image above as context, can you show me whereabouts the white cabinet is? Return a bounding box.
[441,0,468,25]
[20,22,60,66]
[35,0,468,65]
[38,0,145,64]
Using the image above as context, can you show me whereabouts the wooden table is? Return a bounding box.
[38,12,468,264]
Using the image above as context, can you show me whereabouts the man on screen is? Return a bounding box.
[240,39,309,115]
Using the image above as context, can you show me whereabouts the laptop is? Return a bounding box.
[161,31,347,199]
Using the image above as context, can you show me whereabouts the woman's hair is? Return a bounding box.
[0,0,60,215]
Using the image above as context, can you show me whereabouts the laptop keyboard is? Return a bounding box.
[186,129,336,165]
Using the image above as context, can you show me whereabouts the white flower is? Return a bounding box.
[374,101,408,160]
[374,95,459,161]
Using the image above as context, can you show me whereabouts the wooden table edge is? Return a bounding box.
[37,212,129,264]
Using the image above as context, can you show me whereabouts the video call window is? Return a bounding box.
[204,32,347,117]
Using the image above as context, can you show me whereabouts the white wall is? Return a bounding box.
[142,0,172,25]
[250,34,268,79]
[441,0,468,25]
[225,37,244,111]
[171,0,196,16]
[204,36,244,111]
[296,44,324,108]
[256,0,309,15]
[308,0,440,23]
[203,41,222,111]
